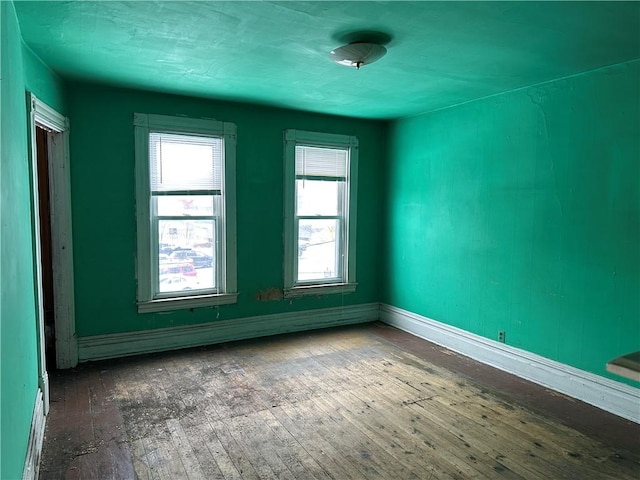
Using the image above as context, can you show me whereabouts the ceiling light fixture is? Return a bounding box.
[329,41,387,69]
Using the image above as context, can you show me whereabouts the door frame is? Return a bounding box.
[28,93,77,404]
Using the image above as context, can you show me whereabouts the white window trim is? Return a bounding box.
[134,113,237,313]
[283,129,358,298]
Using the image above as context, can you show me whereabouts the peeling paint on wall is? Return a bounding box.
[254,287,284,302]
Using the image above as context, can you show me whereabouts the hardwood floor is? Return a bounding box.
[40,322,640,479]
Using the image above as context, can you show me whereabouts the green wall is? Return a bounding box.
[22,42,66,114]
[1,2,66,477]
[1,2,38,478]
[384,60,640,384]
[66,83,385,336]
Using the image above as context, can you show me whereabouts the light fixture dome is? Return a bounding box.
[329,42,387,69]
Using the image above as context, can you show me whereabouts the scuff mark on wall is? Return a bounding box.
[526,88,565,223]
[254,287,284,301]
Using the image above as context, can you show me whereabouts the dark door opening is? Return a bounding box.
[36,126,56,370]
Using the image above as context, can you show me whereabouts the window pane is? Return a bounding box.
[157,219,216,293]
[156,195,216,216]
[296,180,340,216]
[297,219,341,282]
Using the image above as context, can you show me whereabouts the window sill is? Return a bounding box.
[138,292,238,313]
[283,283,357,299]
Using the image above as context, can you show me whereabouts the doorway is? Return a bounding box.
[28,92,77,411]
[36,126,57,370]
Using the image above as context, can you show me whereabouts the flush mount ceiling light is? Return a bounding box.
[329,41,387,69]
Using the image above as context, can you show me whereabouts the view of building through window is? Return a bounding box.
[295,176,344,282]
[150,133,221,295]
[157,218,216,293]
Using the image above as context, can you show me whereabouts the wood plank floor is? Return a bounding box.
[40,322,640,479]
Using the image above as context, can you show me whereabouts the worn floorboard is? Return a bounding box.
[40,322,640,479]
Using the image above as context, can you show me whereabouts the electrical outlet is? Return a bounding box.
[498,331,506,343]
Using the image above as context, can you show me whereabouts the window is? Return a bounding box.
[283,129,358,297]
[134,114,237,312]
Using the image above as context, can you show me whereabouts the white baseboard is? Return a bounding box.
[40,372,49,416]
[22,389,46,480]
[380,303,640,424]
[79,303,379,361]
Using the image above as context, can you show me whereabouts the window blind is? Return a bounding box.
[295,145,348,179]
[150,132,222,192]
